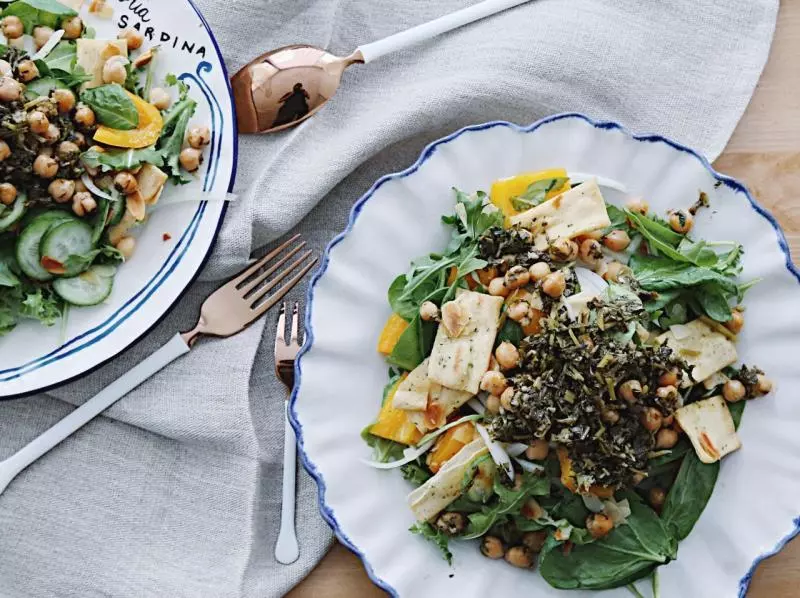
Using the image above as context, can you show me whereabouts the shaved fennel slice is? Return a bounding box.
[32,29,65,61]
[568,172,628,193]
[505,443,529,458]
[360,439,435,470]
[514,458,545,473]
[416,414,483,447]
[574,266,609,295]
[476,423,514,481]
[81,174,115,201]
[468,397,486,415]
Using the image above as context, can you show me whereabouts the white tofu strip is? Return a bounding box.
[392,359,431,411]
[406,383,474,432]
[658,319,738,383]
[408,437,488,521]
[427,290,504,395]
[509,179,611,242]
[675,395,741,463]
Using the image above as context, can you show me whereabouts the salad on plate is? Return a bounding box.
[0,0,210,335]
[363,168,773,592]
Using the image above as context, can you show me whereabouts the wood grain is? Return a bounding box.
[290,1,800,594]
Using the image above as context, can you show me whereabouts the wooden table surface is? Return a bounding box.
[290,2,800,596]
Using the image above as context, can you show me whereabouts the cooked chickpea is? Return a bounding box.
[669,209,693,234]
[756,375,773,396]
[495,341,520,370]
[57,140,80,161]
[114,172,139,194]
[579,238,603,267]
[0,140,9,162]
[507,300,529,322]
[719,379,745,403]
[187,125,211,149]
[102,56,129,85]
[488,276,509,297]
[33,154,58,179]
[522,498,544,521]
[1,16,23,39]
[179,147,202,172]
[725,310,744,334]
[602,408,620,425]
[619,379,642,403]
[648,487,666,511]
[522,531,547,553]
[528,261,551,281]
[480,536,505,559]
[61,16,83,39]
[80,195,97,214]
[132,49,154,69]
[586,513,613,539]
[17,60,39,83]
[32,26,54,50]
[0,60,10,77]
[0,76,21,102]
[75,104,96,127]
[658,370,679,387]
[541,271,566,298]
[70,131,86,148]
[641,407,663,432]
[434,512,465,536]
[71,193,87,216]
[485,394,501,415]
[0,183,16,205]
[74,179,87,194]
[504,265,530,290]
[118,27,144,50]
[499,386,515,411]
[656,427,679,450]
[115,236,136,259]
[549,238,578,262]
[505,546,534,569]
[656,385,678,402]
[602,260,627,282]
[27,111,50,135]
[626,197,649,215]
[419,300,439,321]
[525,439,549,461]
[51,88,76,113]
[43,124,60,144]
[603,229,631,252]
[149,86,171,110]
[480,370,508,396]
[48,179,75,203]
[632,472,647,486]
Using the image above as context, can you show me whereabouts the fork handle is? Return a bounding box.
[0,334,190,495]
[275,401,299,564]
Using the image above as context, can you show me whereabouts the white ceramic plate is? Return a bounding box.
[292,114,800,597]
[0,1,236,398]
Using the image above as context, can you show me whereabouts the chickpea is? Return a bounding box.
[74,179,88,194]
[187,125,211,149]
[549,238,578,262]
[659,370,679,387]
[48,179,75,203]
[522,531,547,553]
[114,172,139,195]
[495,341,520,370]
[118,27,144,51]
[115,236,136,259]
[586,513,613,539]
[528,261,551,281]
[1,16,23,39]
[602,408,620,425]
[648,487,666,512]
[485,394,501,415]
[51,88,76,113]
[71,193,88,216]
[756,375,773,396]
[626,197,649,215]
[725,310,744,334]
[0,60,10,77]
[656,385,678,402]
[525,439,549,461]
[132,49,154,69]
[602,260,627,282]
[579,238,603,267]
[74,104,96,127]
[0,76,21,102]
[0,183,16,205]
[718,379,745,403]
[70,131,87,148]
[61,16,83,39]
[0,140,9,162]
[43,124,60,144]
[504,265,530,290]
[487,276,509,297]
[480,536,505,560]
[17,60,39,83]
[499,386,515,411]
[179,147,202,172]
[521,498,544,521]
[419,300,439,321]
[33,154,58,179]
[480,370,508,396]
[507,300,529,322]
[434,512,465,536]
[32,26,54,50]
[146,87,170,111]
[57,140,80,161]
[603,229,631,252]
[632,472,647,486]
[82,195,98,216]
[669,209,693,234]
[27,111,50,135]
[618,379,642,403]
[541,271,566,298]
[102,56,129,85]
[656,427,679,450]
[641,407,663,432]
[505,546,534,569]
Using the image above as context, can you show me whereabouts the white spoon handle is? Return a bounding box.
[275,401,299,564]
[356,0,532,63]
[0,334,190,495]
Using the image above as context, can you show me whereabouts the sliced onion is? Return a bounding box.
[574,266,609,295]
[603,497,631,527]
[505,443,529,458]
[360,439,435,470]
[81,173,115,201]
[581,494,605,513]
[475,423,514,481]
[568,172,628,193]
[514,457,544,473]
[416,414,482,447]
[32,29,65,61]
[467,397,485,415]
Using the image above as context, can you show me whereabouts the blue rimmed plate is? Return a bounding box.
[0,1,236,398]
[291,114,800,597]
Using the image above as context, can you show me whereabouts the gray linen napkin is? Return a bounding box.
[0,1,777,596]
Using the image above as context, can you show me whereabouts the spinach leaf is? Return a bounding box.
[496,318,523,346]
[629,254,737,295]
[41,40,76,71]
[694,283,732,322]
[538,493,676,590]
[2,0,76,32]
[80,84,139,130]
[463,473,550,539]
[34,49,92,89]
[510,177,568,212]
[81,146,163,173]
[410,522,453,564]
[387,315,436,371]
[550,492,590,527]
[602,203,633,235]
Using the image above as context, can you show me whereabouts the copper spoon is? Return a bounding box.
[232,0,533,134]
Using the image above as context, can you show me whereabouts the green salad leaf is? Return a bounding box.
[2,0,76,33]
[510,177,568,212]
[410,522,453,564]
[81,84,140,130]
[81,146,163,173]
[462,473,550,539]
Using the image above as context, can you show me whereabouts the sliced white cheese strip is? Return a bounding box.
[509,179,611,242]
[428,290,503,395]
[675,395,741,463]
[562,290,599,321]
[392,359,430,411]
[408,437,488,521]
[76,39,128,89]
[407,383,474,432]
[658,319,738,383]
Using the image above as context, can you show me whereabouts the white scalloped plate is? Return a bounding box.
[292,114,800,596]
[0,1,235,398]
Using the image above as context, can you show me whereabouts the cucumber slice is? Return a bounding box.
[52,266,113,306]
[16,211,75,281]
[40,219,94,278]
[20,207,73,229]
[0,194,27,232]
[24,77,68,101]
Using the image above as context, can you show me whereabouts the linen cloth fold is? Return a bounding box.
[0,0,777,596]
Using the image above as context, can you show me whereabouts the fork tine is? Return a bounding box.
[274,302,287,349]
[290,303,300,344]
[253,258,318,318]
[239,241,307,295]
[248,251,313,306]
[231,234,302,287]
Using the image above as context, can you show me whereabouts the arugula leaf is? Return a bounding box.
[62,245,123,274]
[81,146,163,173]
[510,177,568,212]
[157,84,196,183]
[628,254,737,295]
[463,473,550,539]
[2,0,76,33]
[410,522,453,564]
[81,84,139,130]
[602,204,632,235]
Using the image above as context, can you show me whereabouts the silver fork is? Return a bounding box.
[273,302,303,564]
[0,235,317,495]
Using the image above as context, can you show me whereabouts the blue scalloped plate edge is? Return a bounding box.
[287,112,800,598]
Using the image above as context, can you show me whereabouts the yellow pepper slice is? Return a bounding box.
[94,90,164,149]
[369,375,423,445]
[490,168,571,222]
[377,313,409,355]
